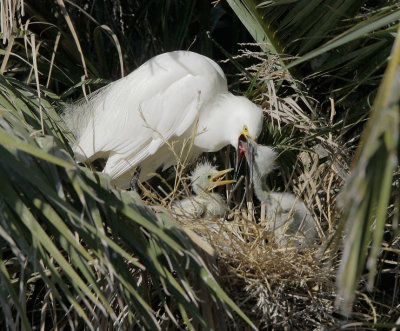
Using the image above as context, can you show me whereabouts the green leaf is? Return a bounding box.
[0,127,74,169]
[336,23,400,314]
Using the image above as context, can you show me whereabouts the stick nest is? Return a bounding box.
[173,209,337,330]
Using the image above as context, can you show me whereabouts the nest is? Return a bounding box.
[171,206,338,330]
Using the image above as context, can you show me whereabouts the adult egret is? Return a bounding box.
[172,161,234,218]
[252,145,318,247]
[63,51,263,189]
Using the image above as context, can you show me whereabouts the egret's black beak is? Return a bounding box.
[247,139,256,185]
[234,125,257,181]
[235,134,246,178]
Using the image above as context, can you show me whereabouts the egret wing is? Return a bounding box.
[70,52,227,183]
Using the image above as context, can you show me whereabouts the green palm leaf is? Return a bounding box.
[226,0,399,110]
[336,24,400,313]
[0,76,255,329]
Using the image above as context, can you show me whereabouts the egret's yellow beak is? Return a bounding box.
[208,168,235,191]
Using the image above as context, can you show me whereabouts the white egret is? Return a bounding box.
[252,145,318,247]
[172,161,234,218]
[63,51,263,189]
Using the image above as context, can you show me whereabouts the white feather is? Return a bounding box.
[63,51,262,188]
[172,161,227,219]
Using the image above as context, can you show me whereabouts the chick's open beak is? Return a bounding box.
[208,168,236,191]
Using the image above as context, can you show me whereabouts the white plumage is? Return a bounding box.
[63,51,263,188]
[172,161,233,219]
[252,145,318,247]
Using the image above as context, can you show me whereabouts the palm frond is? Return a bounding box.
[226,0,399,111]
[336,24,400,314]
[0,76,254,329]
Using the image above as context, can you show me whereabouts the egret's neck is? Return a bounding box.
[253,170,270,202]
[192,183,204,195]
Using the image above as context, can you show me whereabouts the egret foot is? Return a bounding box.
[129,167,141,192]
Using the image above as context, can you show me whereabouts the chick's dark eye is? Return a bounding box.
[207,175,211,179]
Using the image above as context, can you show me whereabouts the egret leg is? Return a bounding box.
[130,167,141,192]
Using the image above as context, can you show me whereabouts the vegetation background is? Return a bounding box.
[0,0,399,329]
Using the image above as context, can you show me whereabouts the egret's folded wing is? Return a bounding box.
[72,51,227,168]
[72,52,228,183]
[102,73,219,181]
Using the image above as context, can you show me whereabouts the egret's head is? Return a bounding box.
[194,93,262,154]
[190,162,235,195]
[230,96,263,145]
[224,96,262,177]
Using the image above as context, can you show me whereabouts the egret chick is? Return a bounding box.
[172,162,234,219]
[252,145,318,247]
[63,51,262,189]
